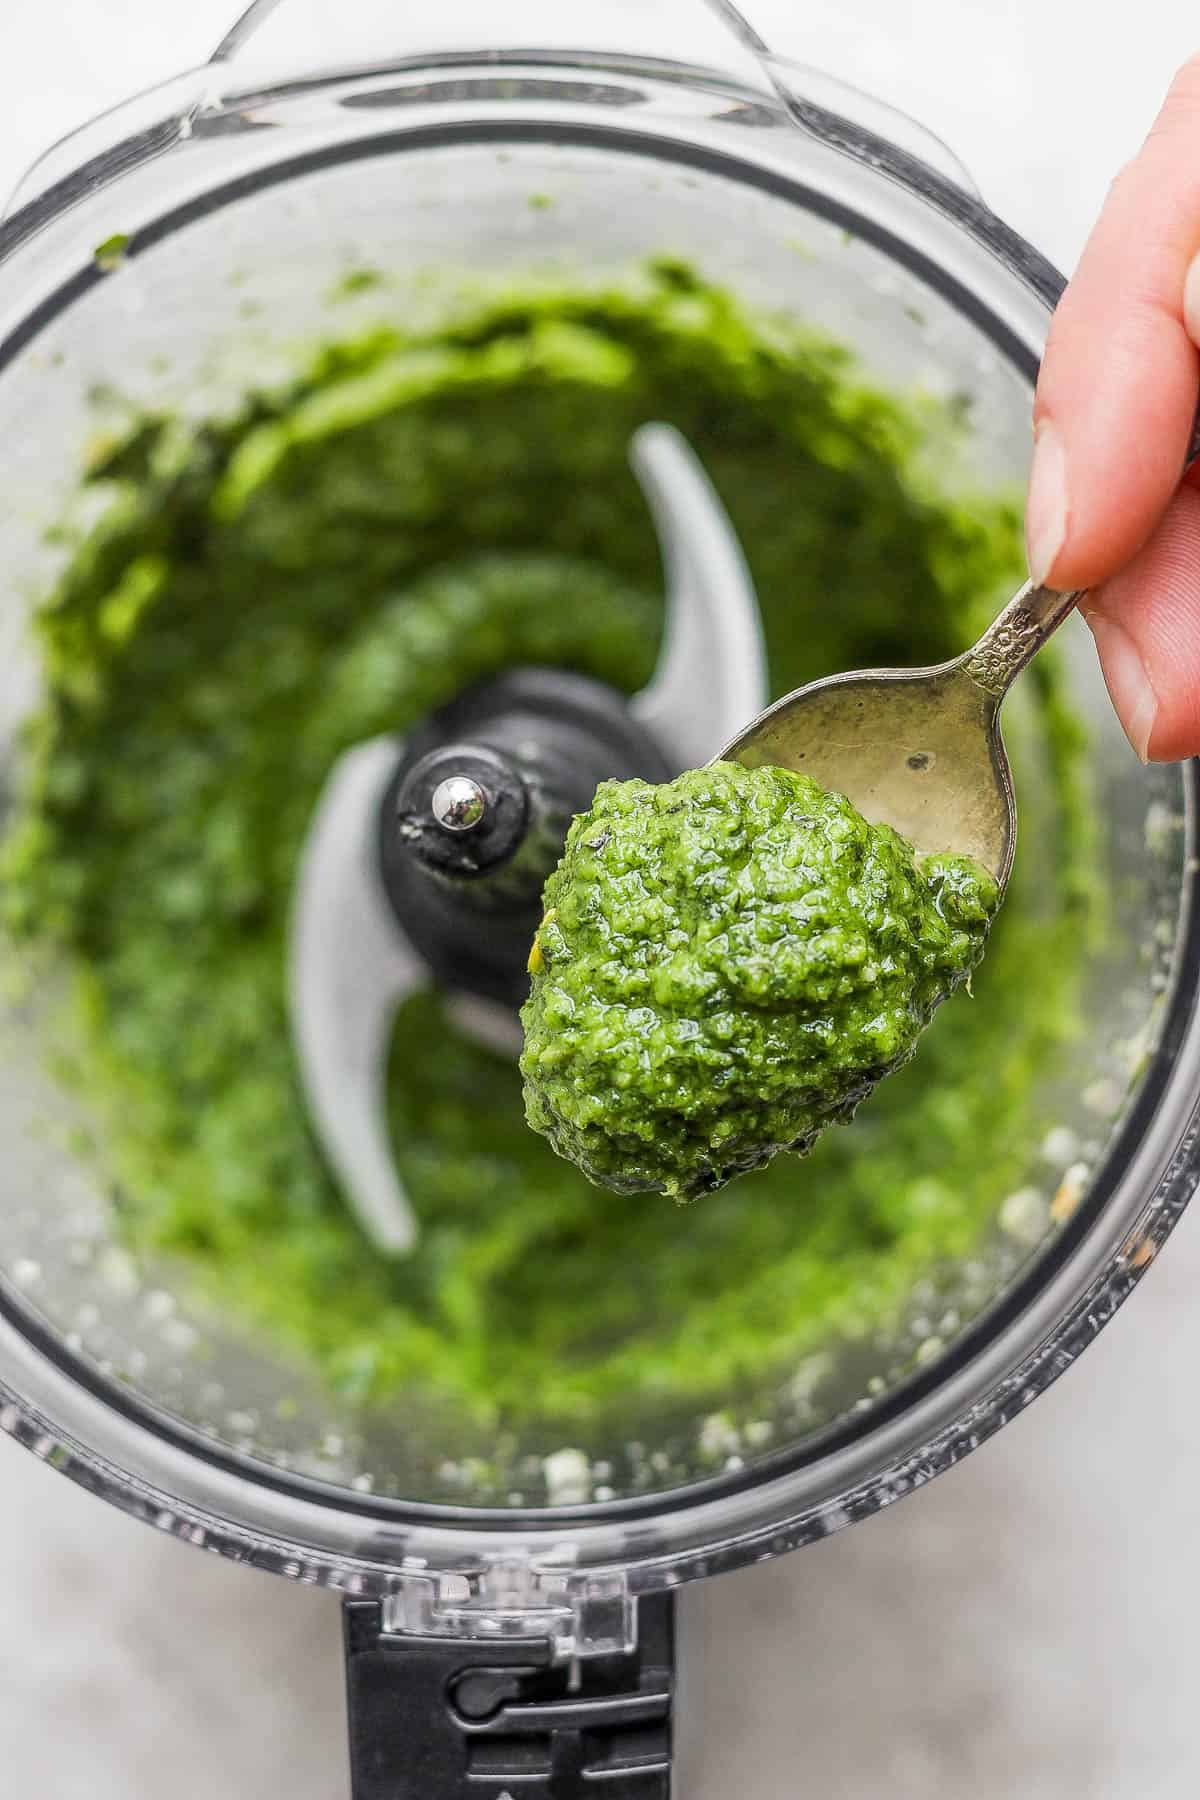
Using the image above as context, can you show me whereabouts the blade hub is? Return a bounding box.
[431,774,488,833]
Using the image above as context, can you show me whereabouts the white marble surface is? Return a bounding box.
[3,5,1200,1796]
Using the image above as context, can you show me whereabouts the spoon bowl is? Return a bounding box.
[724,414,1200,882]
[721,578,1083,886]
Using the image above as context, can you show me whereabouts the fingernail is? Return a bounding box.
[1183,248,1200,346]
[1084,611,1159,763]
[1025,418,1069,588]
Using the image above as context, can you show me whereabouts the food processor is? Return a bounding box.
[0,2,1196,1795]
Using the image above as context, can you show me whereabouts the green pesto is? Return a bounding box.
[93,233,131,272]
[1,263,1091,1430]
[521,764,999,1198]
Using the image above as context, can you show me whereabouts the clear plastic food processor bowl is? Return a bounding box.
[0,0,1196,1746]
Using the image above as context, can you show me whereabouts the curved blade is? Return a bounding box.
[288,737,422,1256]
[628,422,768,769]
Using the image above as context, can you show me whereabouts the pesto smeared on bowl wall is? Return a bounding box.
[1,262,1091,1433]
[521,763,999,1198]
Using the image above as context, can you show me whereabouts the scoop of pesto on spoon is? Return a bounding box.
[522,453,1200,1199]
[520,762,997,1199]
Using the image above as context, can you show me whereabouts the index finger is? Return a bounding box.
[1027,56,1200,592]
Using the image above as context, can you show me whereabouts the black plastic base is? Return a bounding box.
[343,1591,674,1798]
[378,667,672,1006]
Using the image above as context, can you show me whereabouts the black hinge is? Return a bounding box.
[343,1589,674,1799]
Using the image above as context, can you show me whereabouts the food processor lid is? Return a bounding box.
[0,0,1197,1620]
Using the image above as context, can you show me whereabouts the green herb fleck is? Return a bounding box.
[93,233,131,272]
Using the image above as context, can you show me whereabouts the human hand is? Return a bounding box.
[1027,57,1200,761]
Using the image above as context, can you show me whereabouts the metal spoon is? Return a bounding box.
[724,420,1200,882]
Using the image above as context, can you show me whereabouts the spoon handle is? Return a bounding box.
[963,580,1084,697]
[967,400,1200,699]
